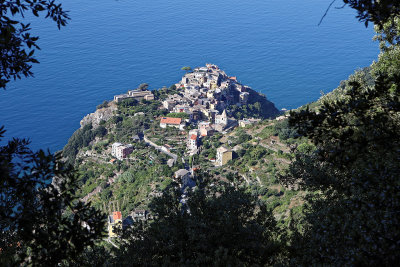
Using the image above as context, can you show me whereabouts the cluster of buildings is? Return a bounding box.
[114,88,154,103]
[105,65,262,236]
[159,64,260,164]
[159,64,255,134]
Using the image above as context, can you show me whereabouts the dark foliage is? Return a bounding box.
[343,0,400,27]
[280,62,400,265]
[63,123,94,164]
[94,125,107,138]
[273,119,299,140]
[0,127,106,265]
[229,89,279,120]
[115,174,286,266]
[0,0,69,89]
[96,100,109,110]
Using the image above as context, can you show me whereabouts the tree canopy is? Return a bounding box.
[181,66,192,72]
[0,0,69,89]
[114,174,286,266]
[0,127,105,265]
[343,0,400,27]
[280,16,400,264]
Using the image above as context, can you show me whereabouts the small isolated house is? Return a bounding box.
[188,134,198,150]
[175,169,195,188]
[216,146,233,166]
[132,210,148,221]
[112,143,134,160]
[160,117,185,130]
[108,211,122,238]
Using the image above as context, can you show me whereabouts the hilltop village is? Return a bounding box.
[64,64,300,239]
[112,64,269,164]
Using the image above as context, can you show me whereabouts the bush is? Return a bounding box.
[63,124,94,163]
[111,116,123,124]
[166,112,189,119]
[297,142,316,154]
[96,100,109,109]
[94,125,107,137]
[120,171,135,183]
[273,119,298,140]
[119,98,138,108]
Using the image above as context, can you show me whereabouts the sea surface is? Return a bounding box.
[0,0,378,152]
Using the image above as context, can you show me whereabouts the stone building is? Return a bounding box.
[114,89,154,103]
[215,110,228,126]
[216,146,233,166]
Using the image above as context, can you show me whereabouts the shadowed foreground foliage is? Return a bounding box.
[0,128,106,266]
[280,25,400,264]
[0,0,69,89]
[114,175,286,266]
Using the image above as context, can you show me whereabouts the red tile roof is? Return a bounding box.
[190,134,197,140]
[160,117,182,125]
[113,211,122,220]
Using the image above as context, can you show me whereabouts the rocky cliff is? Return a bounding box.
[80,102,117,129]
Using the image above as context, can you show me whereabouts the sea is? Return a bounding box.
[0,0,378,152]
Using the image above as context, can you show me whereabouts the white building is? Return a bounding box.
[215,110,228,126]
[188,134,198,150]
[112,143,134,160]
[160,117,185,130]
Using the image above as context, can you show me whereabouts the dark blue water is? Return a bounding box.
[0,0,378,152]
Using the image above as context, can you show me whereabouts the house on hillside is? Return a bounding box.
[216,146,233,166]
[239,118,261,127]
[132,210,149,221]
[173,104,190,113]
[112,143,134,160]
[160,117,185,130]
[198,121,214,136]
[108,211,123,238]
[162,100,176,111]
[175,169,195,188]
[188,134,198,150]
[114,89,154,103]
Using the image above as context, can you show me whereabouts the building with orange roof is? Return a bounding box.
[108,211,123,238]
[188,133,198,150]
[160,117,185,130]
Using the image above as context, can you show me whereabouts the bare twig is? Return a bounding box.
[335,3,347,9]
[318,0,337,26]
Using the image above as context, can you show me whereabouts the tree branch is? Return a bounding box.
[318,0,337,26]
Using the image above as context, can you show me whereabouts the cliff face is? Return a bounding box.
[80,103,117,129]
[247,88,280,118]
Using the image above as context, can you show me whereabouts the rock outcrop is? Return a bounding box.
[80,103,117,129]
